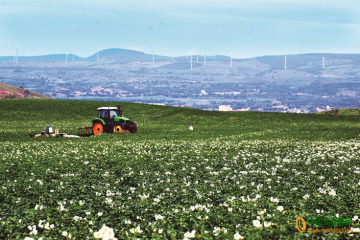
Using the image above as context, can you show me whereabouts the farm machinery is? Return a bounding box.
[79,105,137,136]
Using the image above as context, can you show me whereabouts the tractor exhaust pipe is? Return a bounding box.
[117,104,123,117]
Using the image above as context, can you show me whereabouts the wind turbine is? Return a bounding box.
[322,56,325,70]
[204,48,206,66]
[170,45,174,61]
[284,55,287,70]
[190,55,193,70]
[15,48,19,63]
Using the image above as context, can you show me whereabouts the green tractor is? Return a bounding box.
[92,105,137,135]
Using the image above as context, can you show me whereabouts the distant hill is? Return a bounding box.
[2,48,360,66]
[0,54,82,63]
[0,82,51,99]
[86,48,171,63]
[0,48,170,63]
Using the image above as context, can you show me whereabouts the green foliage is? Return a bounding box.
[0,99,359,239]
[316,108,360,116]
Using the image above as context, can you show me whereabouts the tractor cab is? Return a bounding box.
[92,106,137,135]
[97,107,118,124]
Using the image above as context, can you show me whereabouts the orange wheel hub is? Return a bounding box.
[93,123,103,135]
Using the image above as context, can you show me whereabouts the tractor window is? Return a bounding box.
[110,110,118,118]
[99,110,108,118]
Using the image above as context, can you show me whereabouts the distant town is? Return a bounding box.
[1,49,359,113]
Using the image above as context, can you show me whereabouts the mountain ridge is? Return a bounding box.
[2,48,360,64]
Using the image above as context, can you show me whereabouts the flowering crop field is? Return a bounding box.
[0,99,360,239]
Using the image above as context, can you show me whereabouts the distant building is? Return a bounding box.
[219,105,232,111]
[200,90,208,95]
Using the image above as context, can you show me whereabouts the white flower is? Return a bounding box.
[98,212,103,217]
[130,226,143,234]
[62,231,68,237]
[125,220,131,225]
[29,229,37,235]
[353,215,358,222]
[44,222,50,230]
[139,194,149,200]
[264,221,272,227]
[316,209,324,214]
[270,197,279,203]
[184,230,196,239]
[328,189,336,196]
[253,219,262,228]
[277,206,284,212]
[24,238,34,240]
[155,214,164,221]
[303,194,310,200]
[228,207,233,212]
[29,225,37,235]
[234,232,244,240]
[94,224,117,239]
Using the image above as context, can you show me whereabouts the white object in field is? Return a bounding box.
[189,125,193,131]
[219,105,232,111]
[48,127,53,134]
[55,129,59,134]
[63,135,80,138]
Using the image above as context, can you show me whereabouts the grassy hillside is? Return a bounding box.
[0,99,359,239]
[0,99,359,142]
[0,82,51,99]
[316,108,360,116]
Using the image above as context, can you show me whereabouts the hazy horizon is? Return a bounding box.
[1,0,360,58]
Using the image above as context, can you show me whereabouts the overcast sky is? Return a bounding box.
[1,0,360,58]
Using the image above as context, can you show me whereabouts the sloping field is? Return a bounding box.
[316,108,360,116]
[0,82,51,99]
[0,99,359,239]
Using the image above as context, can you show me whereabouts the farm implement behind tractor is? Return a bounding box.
[78,105,137,136]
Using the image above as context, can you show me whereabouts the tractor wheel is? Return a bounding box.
[113,123,126,133]
[93,122,104,135]
[125,121,137,133]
